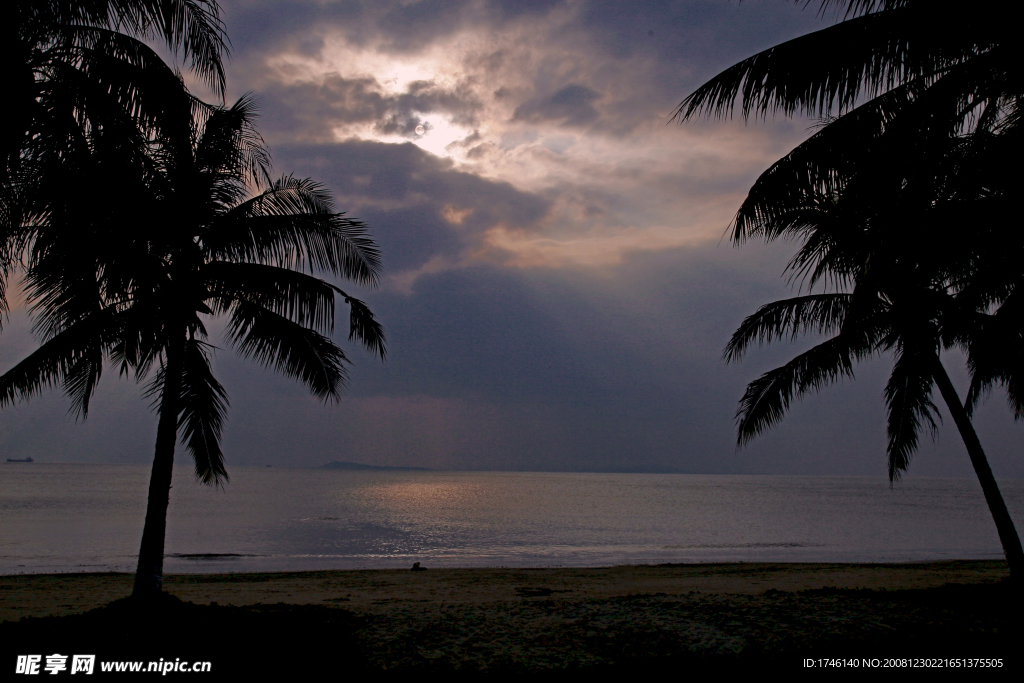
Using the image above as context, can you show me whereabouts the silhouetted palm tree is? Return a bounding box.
[3,1,229,324]
[0,91,386,598]
[722,156,1024,573]
[676,1,1023,573]
[674,1,1015,129]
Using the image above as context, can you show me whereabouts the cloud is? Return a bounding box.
[480,223,706,268]
[252,72,484,143]
[15,1,1015,479]
[270,139,551,279]
[268,126,795,287]
[220,1,567,62]
[513,84,602,127]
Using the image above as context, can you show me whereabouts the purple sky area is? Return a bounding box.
[2,1,1020,478]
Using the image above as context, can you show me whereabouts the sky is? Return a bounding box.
[1,0,1020,479]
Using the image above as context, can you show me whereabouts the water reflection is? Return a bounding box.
[1,465,1020,574]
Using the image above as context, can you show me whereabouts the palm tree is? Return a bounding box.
[675,0,1023,573]
[3,0,229,325]
[673,1,1015,128]
[723,246,1024,575]
[0,90,386,598]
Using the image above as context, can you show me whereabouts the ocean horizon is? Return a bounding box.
[2,464,1021,575]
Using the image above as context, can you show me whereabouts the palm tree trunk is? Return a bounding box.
[932,357,1024,577]
[131,332,185,599]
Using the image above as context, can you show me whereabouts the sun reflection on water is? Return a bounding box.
[354,481,488,514]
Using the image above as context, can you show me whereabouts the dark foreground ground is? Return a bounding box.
[1,563,1018,677]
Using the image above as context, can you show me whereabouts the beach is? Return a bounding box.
[2,561,1016,673]
[0,560,1010,622]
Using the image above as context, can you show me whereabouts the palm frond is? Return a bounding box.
[674,7,987,122]
[72,0,229,96]
[207,176,381,286]
[72,30,206,138]
[62,330,105,419]
[0,306,118,411]
[226,299,350,401]
[335,290,387,361]
[724,294,852,363]
[883,345,941,480]
[732,81,920,244]
[964,291,1024,420]
[736,335,863,446]
[194,95,270,189]
[204,260,340,334]
[178,338,229,486]
[128,0,230,96]
[20,21,216,155]
[812,1,909,18]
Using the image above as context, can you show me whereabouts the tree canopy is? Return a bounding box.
[3,1,230,327]
[676,0,1023,573]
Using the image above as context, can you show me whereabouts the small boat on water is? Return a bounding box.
[6,457,34,463]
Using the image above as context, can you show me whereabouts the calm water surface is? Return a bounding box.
[1,464,1021,574]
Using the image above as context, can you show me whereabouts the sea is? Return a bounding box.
[1,464,1022,575]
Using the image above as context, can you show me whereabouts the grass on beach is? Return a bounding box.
[1,562,1018,675]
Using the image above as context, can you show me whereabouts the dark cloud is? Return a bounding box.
[328,243,1024,477]
[271,140,550,272]
[219,0,565,61]
[4,241,1021,478]
[513,84,602,127]
[574,0,826,72]
[552,1,829,133]
[255,75,482,142]
[488,0,563,20]
[219,0,364,56]
[219,0,561,64]
[376,0,474,53]
[219,0,826,80]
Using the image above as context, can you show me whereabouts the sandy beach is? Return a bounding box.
[0,560,1010,622]
[2,561,1016,673]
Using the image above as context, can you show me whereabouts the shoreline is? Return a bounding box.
[1,559,1009,623]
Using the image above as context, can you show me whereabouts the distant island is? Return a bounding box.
[319,461,431,472]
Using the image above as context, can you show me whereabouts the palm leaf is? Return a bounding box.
[204,261,339,329]
[178,338,229,486]
[206,176,381,286]
[724,294,852,362]
[0,305,118,412]
[883,344,941,480]
[226,299,350,401]
[964,291,1024,420]
[732,81,920,244]
[117,0,230,96]
[735,335,864,445]
[674,6,990,122]
[194,95,271,189]
[336,290,387,360]
[50,0,228,96]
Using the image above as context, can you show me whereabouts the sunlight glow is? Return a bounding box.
[408,114,473,157]
[481,224,710,268]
